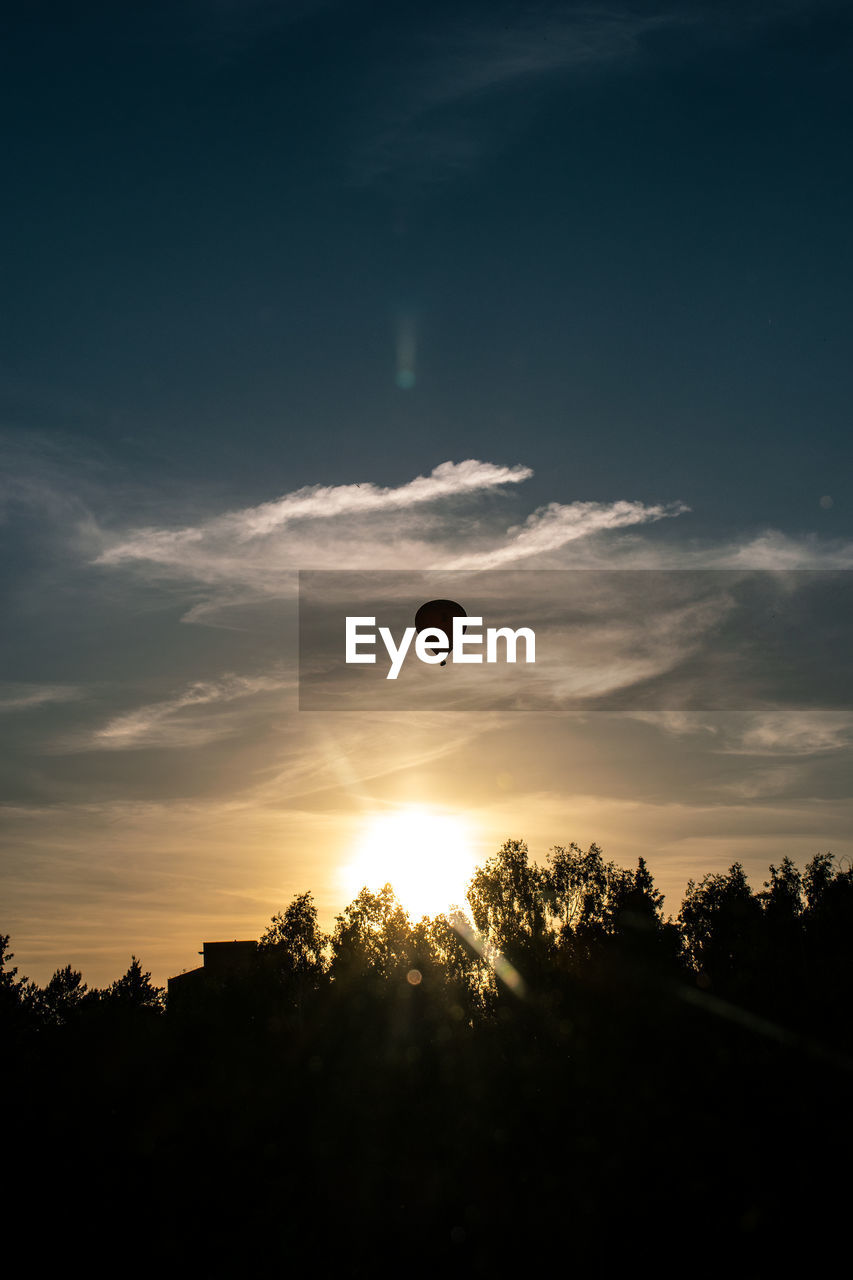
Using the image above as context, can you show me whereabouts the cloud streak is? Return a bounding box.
[96,459,532,576]
[92,459,690,610]
[446,498,689,569]
[0,684,83,713]
[348,1,827,187]
[83,674,287,750]
[628,709,853,757]
[351,3,688,186]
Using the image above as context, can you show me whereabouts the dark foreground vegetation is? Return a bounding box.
[5,840,853,1268]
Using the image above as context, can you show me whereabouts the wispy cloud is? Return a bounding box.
[721,531,853,570]
[92,460,689,609]
[347,1,827,188]
[715,763,806,801]
[351,4,686,186]
[731,711,853,756]
[5,445,851,810]
[0,684,83,713]
[516,528,853,571]
[97,459,533,573]
[299,566,853,714]
[82,675,287,751]
[629,709,853,756]
[446,498,688,569]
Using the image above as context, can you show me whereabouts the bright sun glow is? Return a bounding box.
[340,807,478,920]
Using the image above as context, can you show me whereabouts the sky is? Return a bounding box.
[2,0,852,986]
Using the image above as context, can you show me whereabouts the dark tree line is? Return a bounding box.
[5,841,853,1270]
[6,842,850,1037]
[1,943,165,1032]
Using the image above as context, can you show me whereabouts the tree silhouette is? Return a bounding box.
[260,890,328,979]
[33,964,88,1027]
[467,838,551,978]
[5,840,853,1267]
[541,845,679,976]
[258,890,328,1026]
[803,850,836,910]
[801,851,853,1031]
[0,932,30,1027]
[330,883,412,981]
[100,956,165,1012]
[760,854,803,922]
[678,862,763,992]
[410,909,490,1020]
[0,932,23,988]
[545,840,611,940]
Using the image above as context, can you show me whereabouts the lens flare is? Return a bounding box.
[395,308,417,390]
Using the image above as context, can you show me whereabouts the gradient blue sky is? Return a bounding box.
[2,1,852,984]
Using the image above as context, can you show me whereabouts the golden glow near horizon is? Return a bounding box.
[340,807,478,920]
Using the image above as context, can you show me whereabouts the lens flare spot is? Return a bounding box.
[395,307,417,390]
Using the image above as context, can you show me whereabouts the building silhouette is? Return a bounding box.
[167,939,257,1011]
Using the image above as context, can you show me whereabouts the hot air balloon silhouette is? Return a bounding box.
[414,599,467,666]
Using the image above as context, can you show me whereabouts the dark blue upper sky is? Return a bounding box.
[2,0,852,533]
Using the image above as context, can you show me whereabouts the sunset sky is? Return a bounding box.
[2,0,852,986]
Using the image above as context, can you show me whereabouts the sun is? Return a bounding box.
[340,807,478,920]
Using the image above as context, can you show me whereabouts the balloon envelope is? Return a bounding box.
[414,599,467,663]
